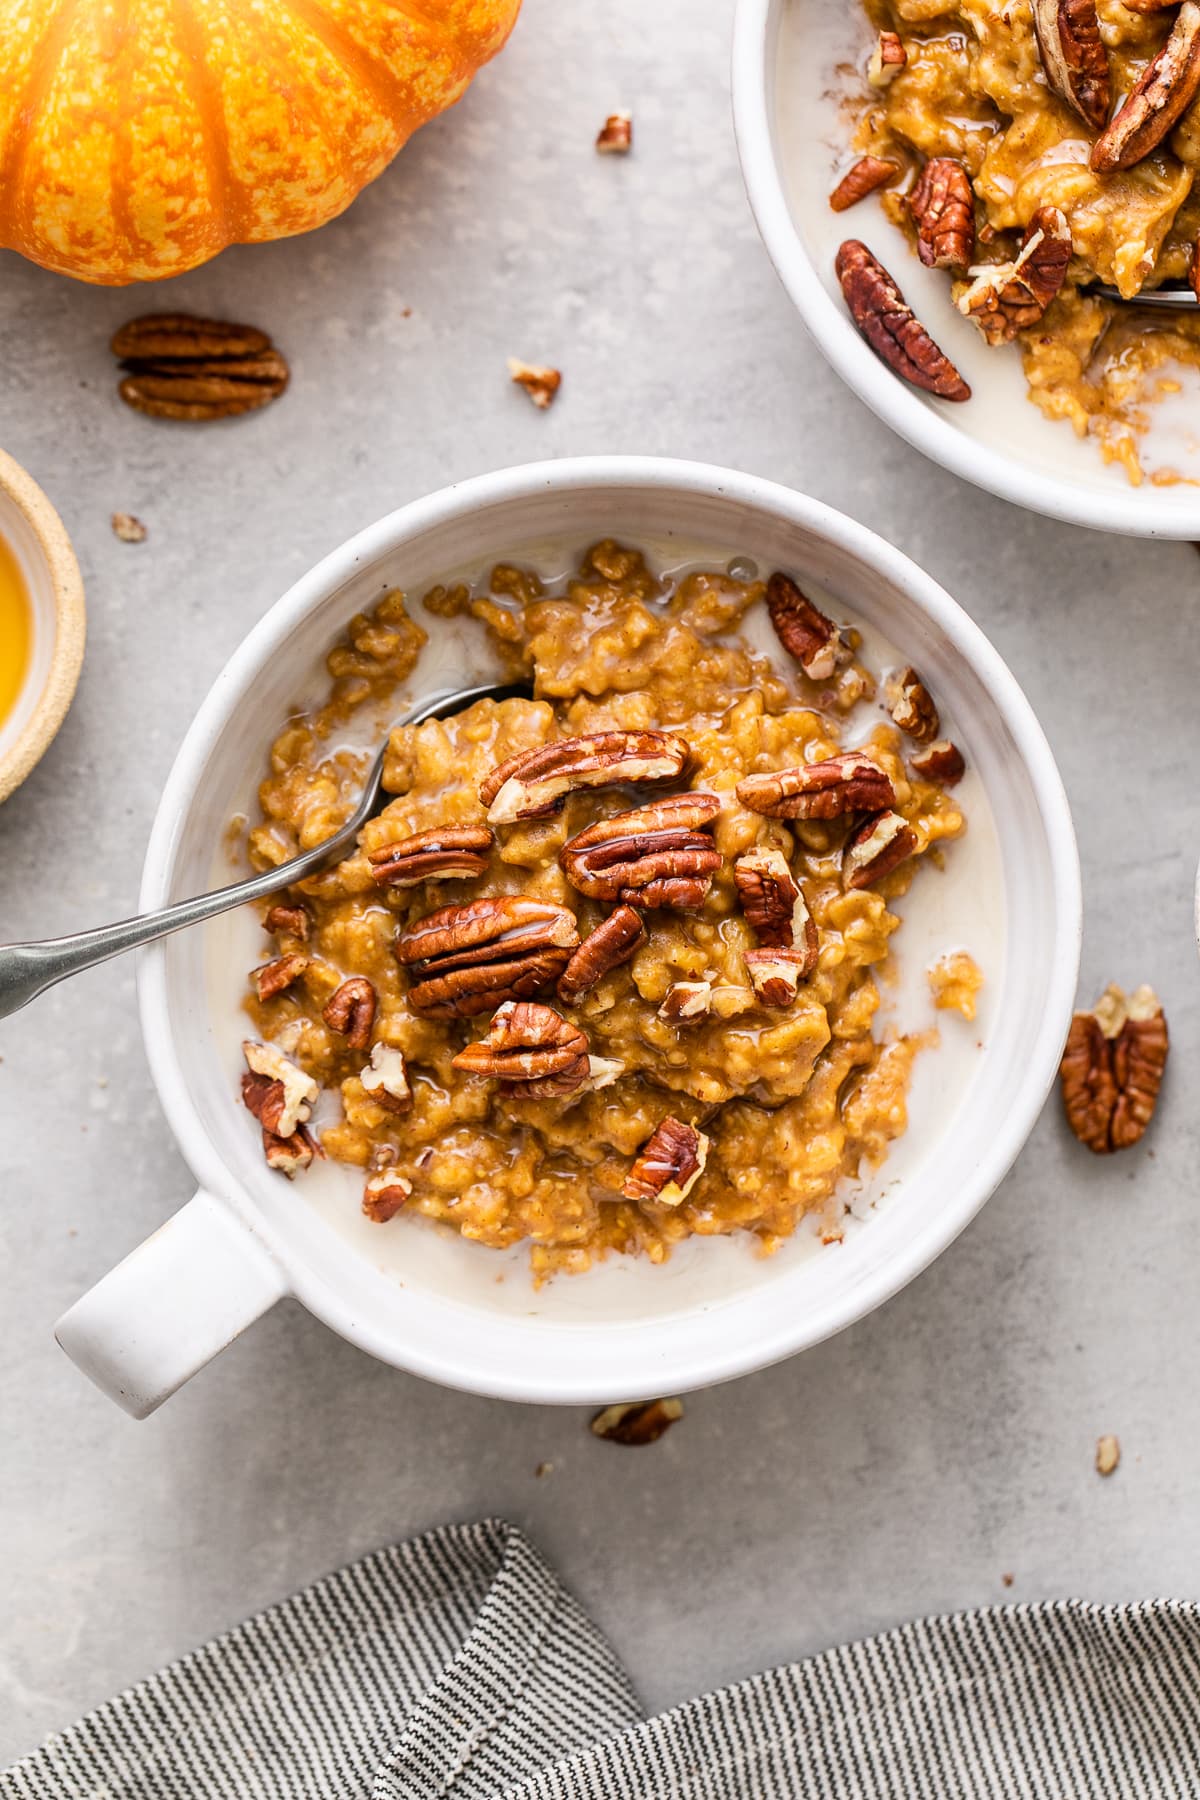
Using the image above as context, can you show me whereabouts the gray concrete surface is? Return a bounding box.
[2,0,1198,1762]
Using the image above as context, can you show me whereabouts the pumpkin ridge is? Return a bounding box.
[170,0,241,247]
[278,0,451,119]
[0,0,81,251]
[106,7,158,275]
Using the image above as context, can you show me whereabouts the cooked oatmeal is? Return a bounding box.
[928,949,984,1020]
[843,0,1200,481]
[238,543,967,1278]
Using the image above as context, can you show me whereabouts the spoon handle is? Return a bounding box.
[0,851,332,1022]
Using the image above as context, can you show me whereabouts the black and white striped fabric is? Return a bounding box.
[5,1521,1200,1799]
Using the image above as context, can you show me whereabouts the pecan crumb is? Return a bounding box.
[363,1166,412,1223]
[111,511,147,543]
[508,358,562,409]
[1096,1434,1121,1477]
[596,111,632,154]
[867,30,906,86]
[590,1397,683,1446]
[887,666,940,742]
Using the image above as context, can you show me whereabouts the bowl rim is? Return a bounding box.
[137,455,1082,1401]
[730,0,1200,540]
[0,448,86,805]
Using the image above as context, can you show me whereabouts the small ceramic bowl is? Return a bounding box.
[0,448,85,805]
[732,0,1200,538]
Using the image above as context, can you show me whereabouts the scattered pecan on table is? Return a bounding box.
[765,572,846,679]
[908,158,976,272]
[1091,2,1200,171]
[590,1398,683,1446]
[556,905,646,1005]
[595,111,632,154]
[830,155,899,214]
[508,358,562,409]
[836,240,971,402]
[958,207,1071,346]
[395,895,580,1018]
[560,794,722,910]
[369,826,494,887]
[323,977,377,1051]
[480,729,690,824]
[737,752,894,821]
[452,1000,592,1098]
[1031,0,1111,131]
[622,1117,710,1206]
[843,812,919,890]
[112,314,289,420]
[1059,985,1168,1153]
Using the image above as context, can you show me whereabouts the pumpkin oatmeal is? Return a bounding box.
[838,0,1200,481]
[237,544,968,1279]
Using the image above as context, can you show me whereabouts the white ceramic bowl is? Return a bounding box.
[55,458,1081,1417]
[732,0,1200,538]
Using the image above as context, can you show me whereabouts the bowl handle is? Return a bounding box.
[54,1191,288,1418]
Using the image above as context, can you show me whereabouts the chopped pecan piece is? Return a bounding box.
[579,1055,625,1093]
[242,1040,317,1138]
[1031,0,1111,131]
[836,240,971,402]
[596,111,632,153]
[556,905,646,1004]
[1091,3,1200,171]
[658,981,712,1024]
[395,896,580,1019]
[734,846,817,957]
[843,811,919,888]
[360,1042,411,1113]
[1096,1434,1121,1477]
[737,752,894,820]
[560,793,722,910]
[867,30,906,86]
[1191,237,1200,302]
[622,1117,709,1206]
[887,667,940,742]
[264,901,310,941]
[908,158,976,272]
[262,1121,320,1178]
[322,977,377,1051]
[508,358,562,409]
[744,946,816,1006]
[958,207,1071,345]
[363,1166,413,1223]
[368,826,494,887]
[830,155,900,213]
[452,1000,590,1097]
[252,952,308,1001]
[591,1397,683,1445]
[480,729,690,824]
[1060,984,1168,1153]
[910,739,965,786]
[111,511,147,543]
[765,572,846,679]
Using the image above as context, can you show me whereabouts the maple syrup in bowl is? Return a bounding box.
[0,448,85,805]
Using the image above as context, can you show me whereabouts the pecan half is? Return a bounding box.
[744,947,815,1006]
[590,1398,683,1445]
[867,30,906,86]
[480,730,690,824]
[836,240,971,402]
[1031,0,1111,131]
[908,158,976,272]
[323,977,377,1051]
[369,826,494,887]
[113,314,289,420]
[622,1116,709,1206]
[264,901,310,941]
[560,794,722,910]
[1060,984,1168,1153]
[843,811,919,888]
[242,1040,317,1138]
[658,981,712,1024]
[765,572,846,679]
[910,739,966,786]
[887,667,940,742]
[508,358,562,409]
[734,846,817,956]
[1091,3,1200,171]
[958,207,1071,345]
[452,1000,590,1097]
[262,1121,320,1178]
[556,905,646,1004]
[737,752,895,820]
[360,1042,412,1113]
[252,952,308,1001]
[363,1166,413,1223]
[395,896,580,1019]
[830,155,900,213]
[596,110,633,153]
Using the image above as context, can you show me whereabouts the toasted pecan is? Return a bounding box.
[1060,985,1168,1152]
[396,895,580,1019]
[369,826,494,887]
[252,952,308,1001]
[1031,0,1111,131]
[737,752,895,821]
[765,572,845,679]
[556,905,646,1004]
[560,793,722,910]
[480,730,689,824]
[322,977,377,1051]
[622,1116,709,1206]
[452,1000,590,1097]
[909,159,975,272]
[830,155,899,213]
[836,240,971,402]
[1091,3,1200,170]
[842,811,919,888]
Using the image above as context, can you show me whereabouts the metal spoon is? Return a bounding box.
[1088,284,1199,309]
[0,679,531,1021]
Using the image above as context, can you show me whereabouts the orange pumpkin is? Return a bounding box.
[0,0,522,285]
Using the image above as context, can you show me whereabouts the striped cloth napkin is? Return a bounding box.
[4,1518,1198,1798]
